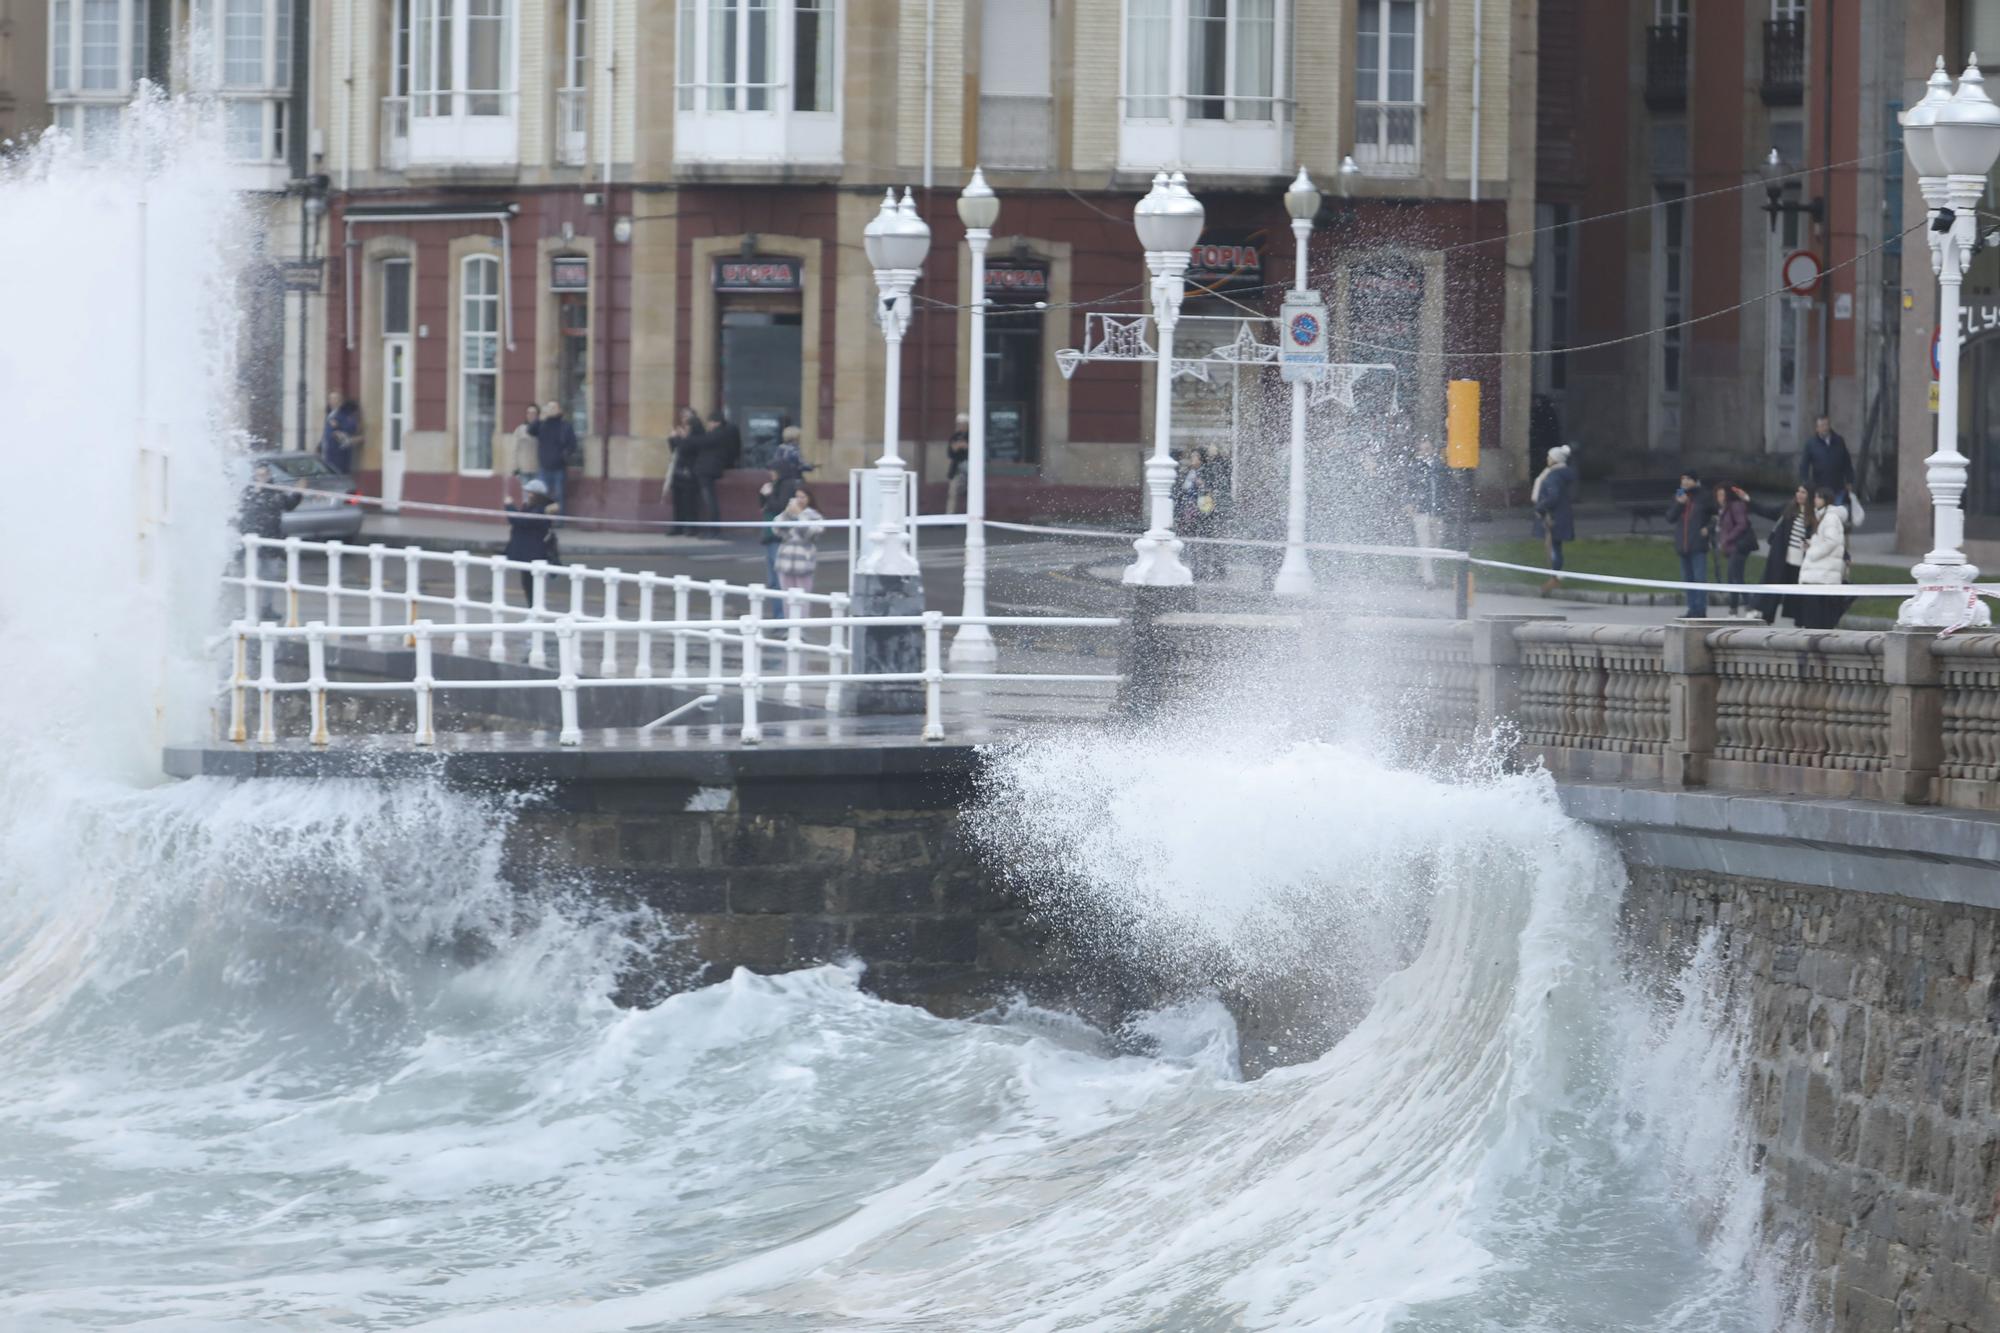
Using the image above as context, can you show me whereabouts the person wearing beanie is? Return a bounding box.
[1530,444,1577,591]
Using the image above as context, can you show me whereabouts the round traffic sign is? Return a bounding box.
[1782,249,1823,296]
[1289,311,1321,346]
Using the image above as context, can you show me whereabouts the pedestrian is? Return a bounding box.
[694,409,741,526]
[237,460,305,620]
[320,393,361,475]
[1712,479,1760,615]
[758,443,808,616]
[774,487,826,607]
[945,414,970,515]
[1794,488,1852,629]
[1799,415,1855,505]
[536,400,580,511]
[1530,444,1576,591]
[663,407,704,535]
[503,476,562,605]
[512,403,542,479]
[1746,483,1812,625]
[1408,434,1448,589]
[1666,469,1716,617]
[1175,447,1220,581]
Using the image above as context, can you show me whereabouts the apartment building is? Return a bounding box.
[1,0,48,142]
[311,0,1539,520]
[1534,0,1904,495]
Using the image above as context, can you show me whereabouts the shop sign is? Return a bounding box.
[713,257,803,292]
[1958,303,2000,341]
[1279,292,1327,383]
[985,265,1048,299]
[276,259,324,293]
[1185,232,1267,295]
[551,255,590,291]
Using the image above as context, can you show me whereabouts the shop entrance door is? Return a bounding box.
[720,310,802,470]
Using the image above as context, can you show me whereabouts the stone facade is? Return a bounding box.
[1624,866,2000,1333]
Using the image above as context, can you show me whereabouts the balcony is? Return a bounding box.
[1762,18,1805,105]
[978,94,1052,171]
[381,96,409,171]
[674,88,843,169]
[1645,21,1688,113]
[1117,96,1292,177]
[556,87,588,166]
[1352,101,1421,176]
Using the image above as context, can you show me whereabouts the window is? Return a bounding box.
[1124,0,1282,124]
[194,0,291,162]
[1533,204,1574,396]
[563,0,588,89]
[1654,0,1687,20]
[979,0,1052,168]
[674,0,842,164]
[413,0,513,120]
[460,255,501,473]
[1771,0,1804,17]
[1655,185,1687,399]
[49,0,147,144]
[555,257,591,436]
[382,259,414,460]
[557,0,588,164]
[1354,0,1418,171]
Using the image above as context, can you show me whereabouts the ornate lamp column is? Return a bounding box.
[1273,166,1322,598]
[1123,170,1205,587]
[950,168,1000,667]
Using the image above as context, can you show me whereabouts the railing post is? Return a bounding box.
[600,567,621,675]
[227,622,249,742]
[671,575,692,680]
[707,579,727,686]
[568,566,587,623]
[283,536,302,627]
[1473,614,1562,741]
[412,619,437,746]
[402,546,423,641]
[1884,630,1943,805]
[529,562,550,670]
[827,591,850,711]
[1663,618,1719,789]
[366,545,386,648]
[784,589,805,705]
[306,621,329,745]
[487,555,508,662]
[450,551,471,656]
[325,540,344,629]
[922,610,945,742]
[636,572,657,680]
[240,534,259,624]
[555,617,582,746]
[739,605,764,746]
[256,623,277,743]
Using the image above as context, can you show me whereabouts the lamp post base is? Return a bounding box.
[1271,549,1314,598]
[947,622,998,667]
[849,570,926,713]
[1122,533,1194,588]
[1897,562,1992,630]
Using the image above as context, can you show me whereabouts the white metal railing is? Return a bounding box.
[556,88,588,166]
[978,94,1053,170]
[222,612,1120,749]
[1353,101,1421,175]
[234,533,850,685]
[380,96,410,171]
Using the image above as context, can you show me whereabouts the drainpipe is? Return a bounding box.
[923,0,935,190]
[341,0,353,192]
[1819,0,1834,418]
[1468,0,1482,203]
[601,0,617,470]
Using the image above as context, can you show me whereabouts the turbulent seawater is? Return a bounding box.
[0,108,1801,1331]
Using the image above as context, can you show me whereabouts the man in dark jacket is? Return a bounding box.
[1667,470,1717,618]
[694,411,741,525]
[238,461,304,620]
[536,400,579,511]
[1799,416,1854,504]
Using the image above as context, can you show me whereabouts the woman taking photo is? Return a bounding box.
[1746,484,1811,626]
[774,488,826,605]
[1795,488,1852,629]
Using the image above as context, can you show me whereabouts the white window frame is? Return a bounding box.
[460,254,502,475]
[673,0,843,166]
[408,0,518,166]
[556,0,589,165]
[48,0,147,145]
[190,0,292,165]
[1654,0,1688,22]
[1117,0,1290,175]
[1533,203,1574,398]
[1352,0,1420,175]
[1770,0,1805,18]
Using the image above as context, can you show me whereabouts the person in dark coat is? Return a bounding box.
[1799,416,1855,504]
[238,461,305,620]
[536,401,579,512]
[503,477,562,604]
[320,394,361,475]
[693,410,741,526]
[663,407,705,535]
[1744,483,1811,625]
[757,443,811,616]
[945,415,970,515]
[1173,448,1224,581]
[1712,479,1760,614]
[1666,470,1717,617]
[1530,445,1576,590]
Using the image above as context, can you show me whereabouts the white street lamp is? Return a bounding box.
[1900,57,2000,629]
[859,187,932,577]
[1124,169,1205,587]
[949,167,1001,667]
[1273,166,1322,599]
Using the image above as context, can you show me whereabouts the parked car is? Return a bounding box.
[263,452,366,539]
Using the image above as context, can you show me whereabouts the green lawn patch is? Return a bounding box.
[1472,535,1908,619]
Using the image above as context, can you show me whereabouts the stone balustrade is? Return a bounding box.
[1391,617,2000,812]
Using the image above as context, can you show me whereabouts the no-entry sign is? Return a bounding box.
[1782,249,1823,296]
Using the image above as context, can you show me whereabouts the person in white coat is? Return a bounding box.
[1794,488,1851,629]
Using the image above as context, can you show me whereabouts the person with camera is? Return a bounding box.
[1666,470,1716,618]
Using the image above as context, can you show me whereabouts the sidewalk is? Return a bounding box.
[359,512,727,557]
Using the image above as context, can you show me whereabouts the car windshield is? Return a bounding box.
[267,456,337,479]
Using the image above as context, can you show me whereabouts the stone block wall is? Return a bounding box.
[1624,866,2000,1332]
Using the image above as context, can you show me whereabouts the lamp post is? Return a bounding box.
[1899,57,2000,629]
[950,168,999,667]
[1273,166,1322,598]
[1124,170,1205,587]
[859,187,933,576]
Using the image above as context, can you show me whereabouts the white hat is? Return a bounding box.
[1548,445,1570,465]
[523,477,550,496]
